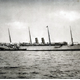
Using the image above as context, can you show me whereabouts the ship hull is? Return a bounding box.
[19,45,80,51]
[1,45,80,51]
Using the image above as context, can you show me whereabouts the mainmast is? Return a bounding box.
[8,28,12,43]
[46,26,51,44]
[28,27,32,44]
[70,26,74,46]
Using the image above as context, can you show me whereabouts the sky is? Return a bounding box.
[0,0,80,44]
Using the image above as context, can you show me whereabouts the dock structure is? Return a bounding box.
[46,26,51,45]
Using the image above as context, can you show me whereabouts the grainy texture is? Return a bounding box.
[0,51,80,79]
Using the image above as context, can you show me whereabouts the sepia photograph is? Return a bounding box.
[0,0,80,79]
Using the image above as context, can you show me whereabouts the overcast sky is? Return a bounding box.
[0,0,80,43]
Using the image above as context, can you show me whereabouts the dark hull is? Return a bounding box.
[1,49,80,51]
[0,45,80,51]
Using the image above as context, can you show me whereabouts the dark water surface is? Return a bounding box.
[0,51,80,79]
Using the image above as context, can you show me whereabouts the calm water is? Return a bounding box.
[0,51,80,79]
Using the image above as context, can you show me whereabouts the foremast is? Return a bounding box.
[8,28,12,43]
[28,27,32,44]
[70,26,74,46]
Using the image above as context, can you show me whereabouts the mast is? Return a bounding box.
[8,28,12,43]
[70,26,74,46]
[46,26,51,44]
[28,27,32,44]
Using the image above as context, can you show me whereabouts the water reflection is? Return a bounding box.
[0,51,80,78]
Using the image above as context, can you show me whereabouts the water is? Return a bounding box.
[0,51,80,79]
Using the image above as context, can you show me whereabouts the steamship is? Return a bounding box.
[0,26,80,51]
[19,26,80,51]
